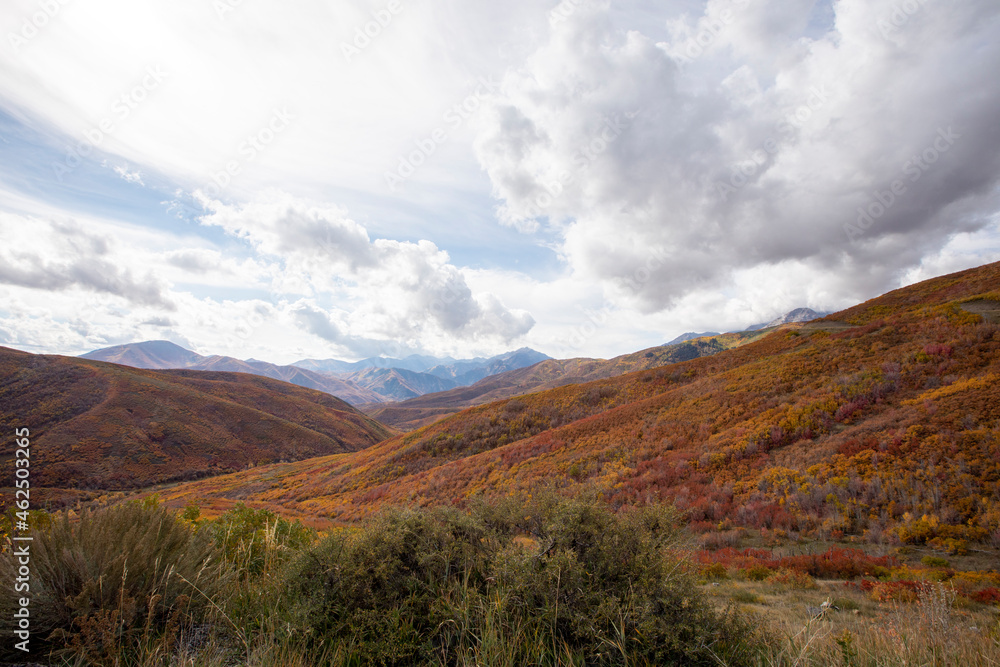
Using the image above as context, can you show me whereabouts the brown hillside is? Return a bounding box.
[158,260,1000,549]
[0,348,393,503]
[82,341,384,405]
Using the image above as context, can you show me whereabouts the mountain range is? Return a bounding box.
[79,311,825,412]
[744,307,831,331]
[81,343,551,405]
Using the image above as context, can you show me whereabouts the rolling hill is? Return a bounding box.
[0,348,393,504]
[363,331,771,430]
[81,341,383,405]
[156,260,1000,550]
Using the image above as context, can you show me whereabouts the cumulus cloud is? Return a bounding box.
[0,214,174,308]
[292,302,344,343]
[474,0,1000,311]
[197,191,535,350]
[165,248,225,273]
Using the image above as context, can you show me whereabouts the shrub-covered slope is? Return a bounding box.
[162,262,1000,546]
[0,348,393,496]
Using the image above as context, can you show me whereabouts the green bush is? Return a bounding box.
[741,564,773,581]
[282,495,766,666]
[832,596,861,611]
[0,501,231,664]
[209,503,315,577]
[731,590,763,604]
[701,562,730,580]
[282,506,486,664]
[921,555,951,568]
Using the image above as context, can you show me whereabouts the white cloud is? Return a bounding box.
[111,164,144,185]
[197,190,536,351]
[1,0,999,365]
[0,0,546,199]
[0,213,173,308]
[474,0,1000,312]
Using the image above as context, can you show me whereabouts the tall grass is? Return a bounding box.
[750,582,1000,667]
[0,500,232,665]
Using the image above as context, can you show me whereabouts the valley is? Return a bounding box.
[3,262,1000,666]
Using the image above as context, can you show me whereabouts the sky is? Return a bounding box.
[0,0,998,365]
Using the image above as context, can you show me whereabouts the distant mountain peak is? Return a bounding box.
[667,332,722,345]
[745,308,830,331]
[81,340,204,369]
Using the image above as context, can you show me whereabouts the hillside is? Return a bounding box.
[157,261,1000,549]
[82,341,383,405]
[0,348,393,502]
[364,331,768,430]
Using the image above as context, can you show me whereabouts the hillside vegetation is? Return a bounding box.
[0,349,393,501]
[365,330,769,430]
[160,261,1000,552]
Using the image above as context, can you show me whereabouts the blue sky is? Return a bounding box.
[1,0,998,364]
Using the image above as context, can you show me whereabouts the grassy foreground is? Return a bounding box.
[1,497,998,666]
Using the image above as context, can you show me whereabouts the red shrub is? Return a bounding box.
[972,587,1000,604]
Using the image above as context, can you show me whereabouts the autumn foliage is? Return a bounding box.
[150,262,1000,554]
[0,349,393,500]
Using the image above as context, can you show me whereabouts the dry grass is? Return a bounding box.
[704,578,1000,666]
